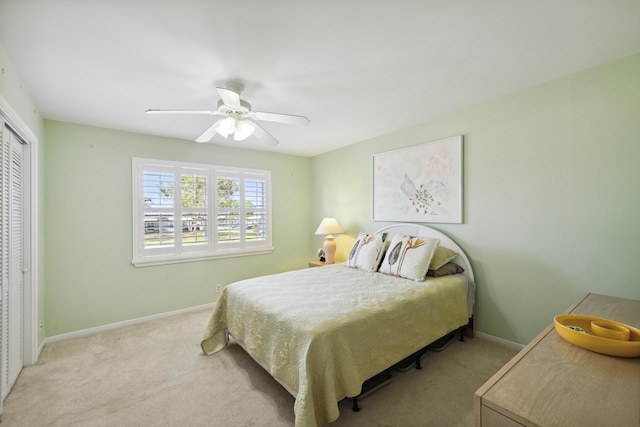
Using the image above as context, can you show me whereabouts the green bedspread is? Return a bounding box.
[201,264,469,427]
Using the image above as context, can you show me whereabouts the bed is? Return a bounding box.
[201,223,476,427]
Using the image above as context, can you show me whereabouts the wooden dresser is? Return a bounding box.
[474,293,640,427]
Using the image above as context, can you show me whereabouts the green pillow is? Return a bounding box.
[429,245,458,270]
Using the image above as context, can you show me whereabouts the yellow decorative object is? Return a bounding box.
[554,314,640,358]
[591,320,631,341]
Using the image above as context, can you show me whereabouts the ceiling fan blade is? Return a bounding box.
[252,111,310,126]
[145,109,217,115]
[251,122,279,146]
[216,87,242,108]
[195,119,225,143]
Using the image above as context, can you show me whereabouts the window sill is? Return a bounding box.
[132,247,274,267]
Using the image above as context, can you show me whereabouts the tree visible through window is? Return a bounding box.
[132,158,272,266]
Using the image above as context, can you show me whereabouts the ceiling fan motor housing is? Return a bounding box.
[217,98,252,120]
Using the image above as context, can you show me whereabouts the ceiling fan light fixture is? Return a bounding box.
[233,120,255,141]
[213,117,236,138]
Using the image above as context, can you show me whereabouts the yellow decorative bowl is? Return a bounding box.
[554,314,640,358]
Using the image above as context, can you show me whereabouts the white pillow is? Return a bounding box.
[346,232,388,272]
[378,234,440,281]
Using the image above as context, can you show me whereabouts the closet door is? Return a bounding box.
[0,123,25,402]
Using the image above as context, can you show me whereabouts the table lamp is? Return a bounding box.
[314,217,344,264]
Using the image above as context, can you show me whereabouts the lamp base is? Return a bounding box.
[323,235,337,264]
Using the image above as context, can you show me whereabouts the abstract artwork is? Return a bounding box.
[373,135,463,223]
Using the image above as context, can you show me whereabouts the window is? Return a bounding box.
[132,158,272,266]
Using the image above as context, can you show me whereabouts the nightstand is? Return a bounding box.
[308,261,342,267]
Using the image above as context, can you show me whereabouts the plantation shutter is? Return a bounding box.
[132,158,272,266]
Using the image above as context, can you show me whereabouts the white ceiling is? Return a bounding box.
[1,1,639,157]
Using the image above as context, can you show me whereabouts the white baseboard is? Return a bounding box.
[474,331,525,351]
[41,303,215,350]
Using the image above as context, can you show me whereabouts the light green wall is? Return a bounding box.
[311,52,640,344]
[44,121,312,336]
[0,45,46,344]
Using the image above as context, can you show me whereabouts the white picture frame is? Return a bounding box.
[373,135,463,223]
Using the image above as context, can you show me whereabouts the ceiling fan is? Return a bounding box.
[145,82,309,146]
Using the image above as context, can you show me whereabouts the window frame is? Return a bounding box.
[132,157,273,267]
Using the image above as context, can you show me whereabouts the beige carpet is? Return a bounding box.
[2,308,517,426]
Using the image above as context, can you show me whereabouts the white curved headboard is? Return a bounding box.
[374,223,474,282]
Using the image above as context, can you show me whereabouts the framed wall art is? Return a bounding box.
[373,135,463,223]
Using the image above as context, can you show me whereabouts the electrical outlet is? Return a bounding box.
[216,284,222,293]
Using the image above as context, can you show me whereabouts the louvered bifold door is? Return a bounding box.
[0,121,9,407]
[0,122,25,406]
[7,126,23,395]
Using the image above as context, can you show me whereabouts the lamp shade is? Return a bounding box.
[233,120,255,141]
[213,117,235,138]
[314,217,344,235]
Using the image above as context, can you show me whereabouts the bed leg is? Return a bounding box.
[467,316,475,338]
[459,325,466,342]
[415,356,422,370]
[352,397,360,412]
